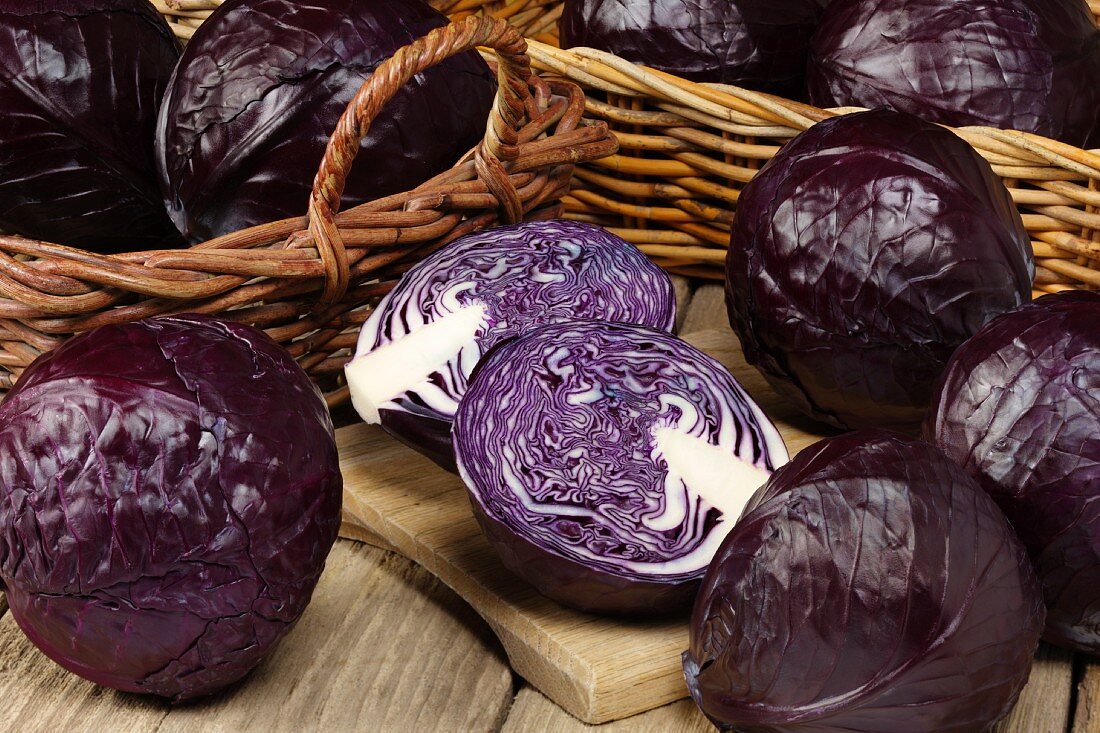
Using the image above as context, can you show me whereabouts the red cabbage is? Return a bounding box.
[155,0,496,242]
[345,220,677,472]
[808,0,1100,148]
[927,291,1100,654]
[0,315,342,701]
[453,321,788,615]
[684,431,1045,732]
[560,0,822,96]
[725,108,1034,432]
[0,0,184,251]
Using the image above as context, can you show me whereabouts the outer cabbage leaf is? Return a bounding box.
[0,0,183,251]
[560,0,822,96]
[0,315,342,701]
[346,220,677,471]
[808,0,1100,148]
[684,431,1044,733]
[453,321,788,615]
[155,0,496,242]
[725,108,1034,431]
[927,291,1100,654]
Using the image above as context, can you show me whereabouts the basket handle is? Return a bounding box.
[306,17,532,307]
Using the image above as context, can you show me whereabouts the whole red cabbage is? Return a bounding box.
[0,0,184,251]
[684,431,1044,733]
[0,315,342,701]
[453,321,788,615]
[155,0,496,242]
[808,0,1100,148]
[346,220,677,472]
[725,108,1034,431]
[559,0,822,96]
[927,292,1100,654]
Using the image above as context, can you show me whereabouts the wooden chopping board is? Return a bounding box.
[337,328,833,724]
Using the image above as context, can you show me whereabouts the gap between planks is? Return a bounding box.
[1074,657,1100,733]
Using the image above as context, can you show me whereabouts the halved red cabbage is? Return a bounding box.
[0,315,342,701]
[685,431,1044,732]
[453,321,788,615]
[346,220,676,471]
[927,291,1100,654]
[725,108,1034,431]
[808,0,1100,148]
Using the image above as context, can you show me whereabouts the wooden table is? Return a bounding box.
[2,282,1099,732]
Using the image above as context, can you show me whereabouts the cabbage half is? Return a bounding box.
[346,220,677,471]
[453,321,788,615]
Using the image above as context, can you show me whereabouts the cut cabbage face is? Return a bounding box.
[345,220,676,471]
[453,320,788,615]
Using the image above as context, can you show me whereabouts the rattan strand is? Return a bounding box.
[0,17,616,401]
[157,2,1100,291]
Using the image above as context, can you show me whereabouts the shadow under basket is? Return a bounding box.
[0,17,616,404]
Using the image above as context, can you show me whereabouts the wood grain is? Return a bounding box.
[0,591,6,618]
[669,275,694,332]
[1074,657,1100,733]
[338,424,689,724]
[337,327,833,723]
[501,686,711,733]
[0,542,514,733]
[994,643,1075,733]
[679,284,726,334]
[500,644,1081,733]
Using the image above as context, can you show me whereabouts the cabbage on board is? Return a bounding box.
[453,321,788,615]
[155,0,496,242]
[927,292,1100,654]
[345,220,676,471]
[559,0,822,96]
[684,431,1044,733]
[0,315,342,701]
[0,0,183,251]
[725,108,1034,431]
[808,0,1100,148]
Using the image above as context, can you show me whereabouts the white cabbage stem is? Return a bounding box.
[345,302,488,424]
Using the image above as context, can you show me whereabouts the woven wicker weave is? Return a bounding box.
[0,17,616,402]
[158,1,1100,291]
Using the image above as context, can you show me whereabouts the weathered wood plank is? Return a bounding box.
[1073,656,1100,733]
[993,643,1075,733]
[0,542,513,733]
[669,275,694,333]
[679,284,727,335]
[502,687,710,733]
[502,643,1079,733]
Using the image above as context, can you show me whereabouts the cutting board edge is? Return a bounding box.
[340,485,689,724]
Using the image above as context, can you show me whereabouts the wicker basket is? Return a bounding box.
[158,0,1100,291]
[0,17,616,402]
